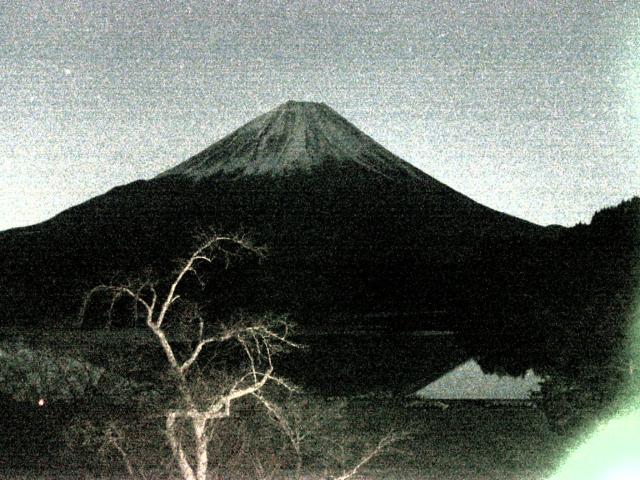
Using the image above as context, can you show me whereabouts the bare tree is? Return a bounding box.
[78,232,408,480]
[81,233,299,480]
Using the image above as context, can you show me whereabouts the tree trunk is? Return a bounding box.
[194,417,209,480]
[166,413,197,480]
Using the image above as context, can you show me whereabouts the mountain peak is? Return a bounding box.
[278,100,327,110]
[158,101,424,180]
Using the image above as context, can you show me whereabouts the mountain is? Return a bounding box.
[0,101,543,325]
[1,101,637,393]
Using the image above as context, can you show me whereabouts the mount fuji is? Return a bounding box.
[0,101,546,327]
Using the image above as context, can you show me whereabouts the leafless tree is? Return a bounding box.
[78,232,407,480]
[81,233,299,480]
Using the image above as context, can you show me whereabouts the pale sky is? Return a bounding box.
[2,1,639,231]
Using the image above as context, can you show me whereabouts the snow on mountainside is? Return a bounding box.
[157,101,425,180]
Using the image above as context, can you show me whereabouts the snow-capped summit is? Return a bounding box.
[158,101,424,180]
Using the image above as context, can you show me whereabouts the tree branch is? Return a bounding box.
[179,337,218,374]
[332,432,404,480]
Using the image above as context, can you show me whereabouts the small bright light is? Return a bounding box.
[37,398,45,407]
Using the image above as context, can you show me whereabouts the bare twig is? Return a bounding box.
[331,432,405,480]
[104,423,149,480]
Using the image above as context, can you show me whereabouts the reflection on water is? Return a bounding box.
[286,329,544,398]
[417,358,542,400]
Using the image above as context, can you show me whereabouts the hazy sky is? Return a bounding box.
[2,0,639,230]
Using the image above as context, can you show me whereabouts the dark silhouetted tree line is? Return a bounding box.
[467,197,639,432]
